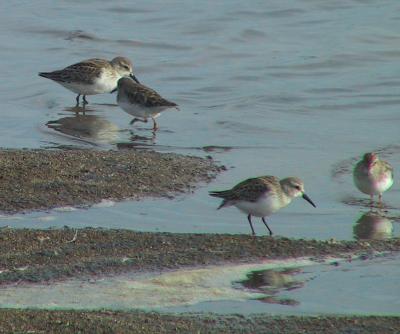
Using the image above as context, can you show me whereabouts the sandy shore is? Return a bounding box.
[0,309,398,333]
[0,228,399,284]
[0,149,221,213]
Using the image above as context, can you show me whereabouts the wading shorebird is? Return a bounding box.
[116,77,178,132]
[209,176,316,236]
[39,57,139,105]
[353,152,393,205]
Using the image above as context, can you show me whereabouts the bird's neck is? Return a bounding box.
[279,192,293,208]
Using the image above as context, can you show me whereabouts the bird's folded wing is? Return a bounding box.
[125,84,178,108]
[215,176,278,202]
[55,59,105,84]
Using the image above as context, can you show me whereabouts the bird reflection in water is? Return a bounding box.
[46,111,119,144]
[64,105,91,114]
[237,267,304,305]
[116,130,156,149]
[353,211,393,240]
[47,106,157,148]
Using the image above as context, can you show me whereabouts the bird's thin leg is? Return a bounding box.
[152,117,158,132]
[247,214,256,236]
[378,193,383,209]
[130,118,139,125]
[262,217,273,236]
[75,94,81,106]
[370,194,374,208]
[130,118,147,125]
[82,95,88,104]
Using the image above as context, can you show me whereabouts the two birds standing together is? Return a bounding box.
[39,56,178,131]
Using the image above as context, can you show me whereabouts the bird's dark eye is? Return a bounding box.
[122,65,130,70]
[295,185,301,190]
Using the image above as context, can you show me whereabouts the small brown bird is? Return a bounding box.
[116,77,178,131]
[209,176,316,236]
[39,57,139,105]
[353,152,393,204]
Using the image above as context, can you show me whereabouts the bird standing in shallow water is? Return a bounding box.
[353,152,393,205]
[39,57,139,105]
[116,77,178,132]
[209,176,316,236]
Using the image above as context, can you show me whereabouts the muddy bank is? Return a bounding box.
[0,228,399,284]
[0,309,398,334]
[0,149,221,213]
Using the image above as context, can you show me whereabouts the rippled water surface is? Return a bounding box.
[1,0,399,239]
[0,0,399,315]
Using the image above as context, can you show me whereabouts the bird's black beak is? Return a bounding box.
[130,74,140,84]
[302,193,316,208]
[110,88,117,94]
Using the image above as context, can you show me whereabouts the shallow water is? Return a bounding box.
[0,0,400,315]
[167,253,400,315]
[1,254,399,315]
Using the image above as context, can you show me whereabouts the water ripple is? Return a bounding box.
[116,39,192,51]
[230,8,305,18]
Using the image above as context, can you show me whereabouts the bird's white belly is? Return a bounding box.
[235,195,283,217]
[59,73,119,95]
[354,173,393,195]
[375,176,393,194]
[118,101,162,120]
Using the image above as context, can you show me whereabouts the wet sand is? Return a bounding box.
[0,228,399,284]
[0,149,398,332]
[0,149,221,213]
[0,309,399,333]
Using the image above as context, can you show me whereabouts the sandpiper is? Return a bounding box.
[209,176,316,236]
[39,57,139,105]
[116,77,178,131]
[353,152,393,204]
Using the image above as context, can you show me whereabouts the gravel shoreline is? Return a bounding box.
[0,149,221,213]
[0,228,399,284]
[0,310,398,333]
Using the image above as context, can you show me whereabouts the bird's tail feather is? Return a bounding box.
[217,200,229,210]
[209,191,232,210]
[38,72,51,78]
[209,190,231,198]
